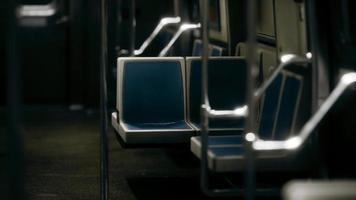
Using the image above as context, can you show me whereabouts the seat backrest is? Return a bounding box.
[192,39,224,57]
[258,69,308,140]
[273,72,303,139]
[258,73,284,139]
[235,42,247,57]
[235,42,277,79]
[186,57,247,128]
[258,43,277,78]
[118,57,186,124]
[210,45,223,56]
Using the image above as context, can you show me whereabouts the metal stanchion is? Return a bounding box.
[99,0,109,199]
[245,0,258,199]
[5,0,25,199]
[200,0,211,195]
[129,0,136,56]
[199,0,258,197]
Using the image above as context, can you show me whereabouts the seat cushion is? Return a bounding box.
[117,120,194,145]
[122,120,192,130]
[191,135,243,161]
[191,135,244,147]
[207,146,308,172]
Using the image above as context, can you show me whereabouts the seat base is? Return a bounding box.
[112,112,194,145]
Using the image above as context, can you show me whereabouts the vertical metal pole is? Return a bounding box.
[129,0,136,56]
[5,0,25,199]
[173,0,180,17]
[306,0,318,113]
[99,0,109,199]
[245,0,258,199]
[200,0,211,193]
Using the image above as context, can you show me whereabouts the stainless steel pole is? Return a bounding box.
[99,0,109,198]
[245,0,258,199]
[5,0,25,199]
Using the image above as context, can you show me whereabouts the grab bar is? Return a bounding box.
[207,105,248,119]
[248,72,356,151]
[133,17,181,56]
[254,54,311,98]
[201,54,311,119]
[158,23,201,57]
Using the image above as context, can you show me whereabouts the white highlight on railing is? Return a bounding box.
[252,136,302,150]
[17,3,56,17]
[306,52,313,59]
[134,17,181,56]
[208,105,248,118]
[245,132,256,142]
[250,72,356,151]
[159,23,201,57]
[280,54,297,63]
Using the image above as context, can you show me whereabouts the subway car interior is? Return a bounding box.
[2,0,356,199]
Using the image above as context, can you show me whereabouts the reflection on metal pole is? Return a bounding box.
[6,0,25,199]
[200,0,210,195]
[99,0,109,199]
[245,0,258,199]
[129,0,136,56]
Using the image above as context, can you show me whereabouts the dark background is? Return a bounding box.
[0,0,175,108]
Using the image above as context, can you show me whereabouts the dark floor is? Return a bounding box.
[1,107,240,200]
[1,107,297,200]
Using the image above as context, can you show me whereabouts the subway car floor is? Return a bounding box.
[0,107,240,200]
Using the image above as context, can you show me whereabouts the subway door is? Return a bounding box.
[19,0,70,105]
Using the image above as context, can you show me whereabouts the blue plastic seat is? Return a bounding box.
[187,57,247,131]
[186,57,247,132]
[191,67,313,172]
[192,39,224,56]
[112,57,194,144]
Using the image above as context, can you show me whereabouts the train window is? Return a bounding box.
[275,0,307,55]
[257,0,276,39]
[209,0,228,42]
[209,0,221,31]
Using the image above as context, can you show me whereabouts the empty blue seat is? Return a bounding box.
[191,67,313,172]
[258,73,284,139]
[186,57,247,132]
[192,39,224,56]
[190,135,244,158]
[112,57,194,144]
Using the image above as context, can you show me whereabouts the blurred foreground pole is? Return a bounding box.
[99,0,109,198]
[5,0,25,199]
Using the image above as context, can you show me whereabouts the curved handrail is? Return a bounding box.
[254,54,311,98]
[158,23,201,57]
[207,105,248,119]
[249,72,356,151]
[133,17,181,56]
[202,54,311,119]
